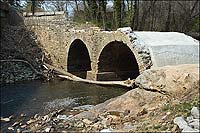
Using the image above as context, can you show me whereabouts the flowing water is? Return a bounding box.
[1,80,128,118]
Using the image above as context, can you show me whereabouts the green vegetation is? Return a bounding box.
[136,96,199,132]
[162,96,199,118]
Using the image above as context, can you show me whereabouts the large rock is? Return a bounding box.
[191,107,199,119]
[135,64,199,96]
[75,64,199,121]
[188,119,200,130]
[75,87,166,120]
[174,117,189,130]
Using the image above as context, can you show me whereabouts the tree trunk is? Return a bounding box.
[150,1,156,31]
[44,63,135,88]
[83,0,88,20]
[114,0,122,28]
[87,0,98,22]
[101,0,107,29]
[31,0,35,15]
[131,0,139,30]
[165,2,171,31]
[75,0,79,12]
[139,1,153,30]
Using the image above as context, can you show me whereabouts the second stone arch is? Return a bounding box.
[96,41,140,81]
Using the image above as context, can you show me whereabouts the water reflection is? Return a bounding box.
[1,80,128,117]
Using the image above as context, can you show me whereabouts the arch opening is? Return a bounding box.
[97,41,140,81]
[67,39,91,79]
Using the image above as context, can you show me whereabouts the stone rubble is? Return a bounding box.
[12,122,20,127]
[174,106,200,132]
[8,126,14,131]
[100,128,113,132]
[1,117,11,122]
[191,107,199,119]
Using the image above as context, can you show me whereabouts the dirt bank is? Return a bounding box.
[0,25,44,83]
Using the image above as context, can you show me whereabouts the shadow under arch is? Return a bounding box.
[97,41,140,81]
[67,39,91,79]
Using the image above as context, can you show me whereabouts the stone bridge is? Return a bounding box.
[24,16,199,81]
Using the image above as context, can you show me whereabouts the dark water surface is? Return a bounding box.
[1,80,128,117]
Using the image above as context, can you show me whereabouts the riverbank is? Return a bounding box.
[2,95,198,132]
[0,24,46,84]
[0,61,42,84]
[1,64,199,132]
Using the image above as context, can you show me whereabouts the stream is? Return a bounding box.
[1,80,128,118]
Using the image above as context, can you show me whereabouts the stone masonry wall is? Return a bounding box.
[24,18,151,80]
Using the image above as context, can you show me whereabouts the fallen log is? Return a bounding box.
[43,63,135,88]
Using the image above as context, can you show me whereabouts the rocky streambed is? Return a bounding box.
[1,64,199,132]
[1,103,199,132]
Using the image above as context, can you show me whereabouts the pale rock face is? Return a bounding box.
[174,117,188,130]
[186,116,194,123]
[188,119,200,130]
[57,115,68,120]
[44,126,51,132]
[100,128,112,132]
[174,107,200,132]
[75,64,199,125]
[181,126,198,132]
[191,107,199,119]
[135,64,199,95]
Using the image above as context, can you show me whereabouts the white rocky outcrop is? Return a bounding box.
[174,107,200,132]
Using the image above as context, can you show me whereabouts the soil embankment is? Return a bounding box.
[0,25,47,83]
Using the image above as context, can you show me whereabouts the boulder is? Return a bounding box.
[75,87,165,120]
[74,64,199,130]
[191,107,199,119]
[188,119,199,130]
[135,64,199,95]
[174,117,188,129]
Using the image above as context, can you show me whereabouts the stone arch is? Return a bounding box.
[67,39,91,79]
[97,41,140,81]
